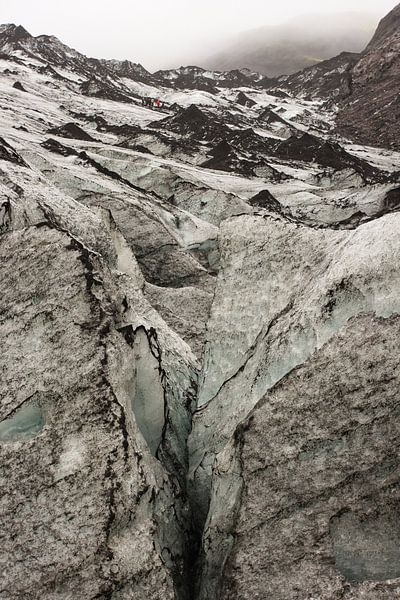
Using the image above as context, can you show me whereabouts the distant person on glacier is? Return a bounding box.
[142,97,153,108]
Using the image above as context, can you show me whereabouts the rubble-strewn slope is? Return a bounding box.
[275,51,360,101]
[337,3,400,149]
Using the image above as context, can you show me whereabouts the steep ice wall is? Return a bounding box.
[128,326,166,456]
[0,189,198,599]
[198,313,400,599]
[189,212,400,527]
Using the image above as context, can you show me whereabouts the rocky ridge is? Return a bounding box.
[337,3,400,149]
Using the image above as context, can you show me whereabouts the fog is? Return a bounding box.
[0,0,397,70]
[205,11,381,76]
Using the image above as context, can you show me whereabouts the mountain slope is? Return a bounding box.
[337,3,400,149]
[203,12,376,77]
[274,51,361,101]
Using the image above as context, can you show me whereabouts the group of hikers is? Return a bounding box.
[141,96,164,109]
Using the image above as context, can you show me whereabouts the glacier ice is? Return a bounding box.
[0,401,44,442]
[131,327,166,457]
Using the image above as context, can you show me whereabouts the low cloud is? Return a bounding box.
[0,0,396,70]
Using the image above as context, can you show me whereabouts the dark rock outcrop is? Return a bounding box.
[277,51,360,100]
[0,136,28,166]
[201,140,255,175]
[248,189,282,210]
[337,3,400,149]
[48,122,96,141]
[152,105,228,142]
[274,132,388,182]
[80,78,135,103]
[100,58,156,84]
[236,91,256,107]
[12,80,26,91]
[257,106,289,125]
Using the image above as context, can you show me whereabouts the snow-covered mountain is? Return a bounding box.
[1,8,400,600]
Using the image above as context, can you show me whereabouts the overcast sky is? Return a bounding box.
[0,0,396,70]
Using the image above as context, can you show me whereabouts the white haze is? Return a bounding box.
[0,0,397,70]
[204,12,380,76]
